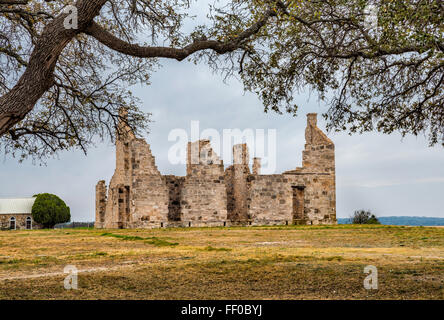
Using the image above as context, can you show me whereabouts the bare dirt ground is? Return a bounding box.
[0,225,443,299]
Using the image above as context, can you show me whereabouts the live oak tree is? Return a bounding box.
[32,193,71,228]
[0,0,442,161]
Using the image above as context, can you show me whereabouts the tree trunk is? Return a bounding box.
[0,0,107,136]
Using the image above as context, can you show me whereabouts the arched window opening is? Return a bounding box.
[26,217,32,230]
[9,217,16,230]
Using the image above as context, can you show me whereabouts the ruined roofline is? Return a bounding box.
[283,171,331,176]
[187,139,223,164]
[103,113,334,184]
[186,114,334,173]
[306,113,334,146]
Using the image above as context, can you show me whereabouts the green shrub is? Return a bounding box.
[350,210,381,225]
[32,193,70,228]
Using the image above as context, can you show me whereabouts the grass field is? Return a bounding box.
[0,225,443,300]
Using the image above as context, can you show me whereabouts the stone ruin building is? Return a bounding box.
[95,112,336,229]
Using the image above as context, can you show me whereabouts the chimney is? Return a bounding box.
[117,107,134,141]
[233,144,249,165]
[307,113,317,127]
[252,158,261,175]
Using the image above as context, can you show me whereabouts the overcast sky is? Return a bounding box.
[1,3,443,221]
[1,59,443,221]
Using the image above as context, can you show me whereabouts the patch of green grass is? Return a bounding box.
[201,246,232,252]
[145,238,178,247]
[322,256,344,261]
[0,258,22,265]
[100,232,178,247]
[100,232,145,241]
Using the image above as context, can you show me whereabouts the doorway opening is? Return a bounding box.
[9,217,16,230]
[292,186,305,223]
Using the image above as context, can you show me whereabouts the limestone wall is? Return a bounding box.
[128,138,169,228]
[302,113,335,174]
[96,112,169,228]
[94,180,107,228]
[300,113,336,224]
[0,214,42,230]
[164,175,185,221]
[231,144,250,221]
[180,140,228,224]
[283,173,336,225]
[247,175,293,224]
[224,165,235,219]
[102,184,129,229]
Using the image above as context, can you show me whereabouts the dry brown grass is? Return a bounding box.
[0,224,443,299]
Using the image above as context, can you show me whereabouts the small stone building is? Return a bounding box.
[0,198,42,230]
[95,112,336,228]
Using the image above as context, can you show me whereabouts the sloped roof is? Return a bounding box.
[0,198,35,214]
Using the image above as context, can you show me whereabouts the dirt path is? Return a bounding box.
[0,256,194,281]
[0,262,138,281]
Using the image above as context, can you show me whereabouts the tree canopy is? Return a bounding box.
[350,209,380,224]
[32,193,71,228]
[0,0,442,162]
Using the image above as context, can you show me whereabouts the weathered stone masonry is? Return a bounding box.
[95,113,336,228]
